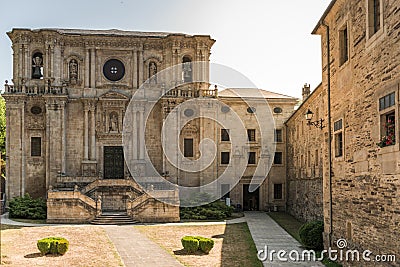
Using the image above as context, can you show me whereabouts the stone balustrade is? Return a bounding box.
[4,81,67,95]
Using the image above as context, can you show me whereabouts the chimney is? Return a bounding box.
[302,83,310,100]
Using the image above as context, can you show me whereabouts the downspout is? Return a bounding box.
[321,21,333,247]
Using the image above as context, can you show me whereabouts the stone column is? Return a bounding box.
[20,105,25,195]
[19,45,23,80]
[25,45,30,80]
[90,105,96,160]
[139,108,145,160]
[132,110,138,160]
[84,104,89,160]
[61,101,67,173]
[132,50,137,88]
[85,49,90,88]
[138,49,144,87]
[90,49,96,88]
[45,46,49,78]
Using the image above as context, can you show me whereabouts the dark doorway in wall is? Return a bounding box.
[243,184,259,211]
[104,146,124,179]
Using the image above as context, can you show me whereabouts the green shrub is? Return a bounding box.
[181,236,199,253]
[181,236,214,254]
[37,237,69,255]
[299,221,324,250]
[180,193,234,220]
[197,237,214,254]
[9,194,46,220]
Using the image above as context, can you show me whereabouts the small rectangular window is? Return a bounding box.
[248,152,256,165]
[221,129,230,141]
[339,26,349,65]
[184,138,193,157]
[368,0,381,37]
[379,92,395,111]
[221,152,230,165]
[335,132,343,157]
[274,129,283,142]
[334,119,343,131]
[247,129,256,142]
[221,184,230,199]
[31,137,41,157]
[274,184,283,199]
[378,112,396,147]
[274,152,283,165]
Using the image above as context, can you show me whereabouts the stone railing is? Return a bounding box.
[81,178,143,195]
[57,176,99,184]
[164,86,218,98]
[4,81,67,95]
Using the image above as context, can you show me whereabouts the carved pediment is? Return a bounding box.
[99,90,130,101]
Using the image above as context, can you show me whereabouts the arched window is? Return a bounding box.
[182,56,192,83]
[32,52,43,79]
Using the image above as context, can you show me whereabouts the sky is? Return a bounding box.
[0,0,332,98]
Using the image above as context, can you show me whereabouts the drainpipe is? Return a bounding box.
[321,21,333,248]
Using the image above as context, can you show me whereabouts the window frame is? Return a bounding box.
[334,119,344,158]
[31,137,42,157]
[183,138,194,158]
[274,129,283,143]
[366,0,384,41]
[220,151,230,165]
[273,151,283,165]
[273,183,283,200]
[221,128,230,142]
[247,129,256,142]
[339,24,349,66]
[248,151,256,165]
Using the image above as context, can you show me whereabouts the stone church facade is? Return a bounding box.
[288,0,400,265]
[3,28,297,223]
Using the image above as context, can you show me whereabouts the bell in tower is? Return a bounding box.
[32,52,43,79]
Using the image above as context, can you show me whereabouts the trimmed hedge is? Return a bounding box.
[298,220,324,250]
[37,237,69,255]
[181,236,199,253]
[181,236,214,254]
[9,193,47,220]
[197,237,214,254]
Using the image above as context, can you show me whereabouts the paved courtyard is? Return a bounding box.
[1,212,324,266]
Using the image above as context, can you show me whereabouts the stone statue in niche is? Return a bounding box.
[69,59,78,84]
[149,62,157,83]
[109,112,119,132]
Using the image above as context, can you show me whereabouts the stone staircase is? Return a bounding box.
[90,212,138,225]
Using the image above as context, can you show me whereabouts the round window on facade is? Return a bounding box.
[184,108,194,117]
[31,106,42,115]
[103,59,125,81]
[247,107,256,113]
[273,107,283,114]
[221,106,230,113]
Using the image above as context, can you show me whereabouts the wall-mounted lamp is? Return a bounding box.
[305,109,325,130]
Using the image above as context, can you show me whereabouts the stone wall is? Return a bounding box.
[311,0,400,264]
[286,84,325,222]
[47,191,98,223]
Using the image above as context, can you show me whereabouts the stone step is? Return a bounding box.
[90,214,138,225]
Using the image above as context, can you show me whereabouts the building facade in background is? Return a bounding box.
[3,28,297,223]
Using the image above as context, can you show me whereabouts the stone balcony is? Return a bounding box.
[3,80,67,95]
